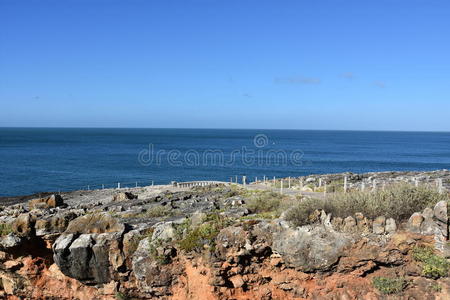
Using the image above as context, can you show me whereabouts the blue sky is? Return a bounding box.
[1,0,449,131]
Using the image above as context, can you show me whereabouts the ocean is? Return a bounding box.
[1,128,450,197]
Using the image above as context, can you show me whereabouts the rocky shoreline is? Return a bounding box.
[0,170,449,299]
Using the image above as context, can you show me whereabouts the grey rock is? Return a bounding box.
[407,212,424,233]
[385,218,397,233]
[372,216,386,235]
[152,221,177,242]
[343,216,357,232]
[0,234,22,249]
[272,225,353,272]
[433,201,448,228]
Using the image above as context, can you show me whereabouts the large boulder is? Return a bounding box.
[28,194,64,210]
[272,224,353,272]
[52,213,126,284]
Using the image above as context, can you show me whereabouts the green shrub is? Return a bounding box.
[285,184,448,226]
[245,191,282,214]
[372,277,406,295]
[0,223,12,236]
[115,292,130,300]
[412,246,450,279]
[178,213,232,253]
[430,283,442,292]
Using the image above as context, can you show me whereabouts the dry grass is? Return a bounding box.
[285,184,448,227]
[245,190,292,214]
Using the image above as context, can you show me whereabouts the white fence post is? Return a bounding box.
[438,178,444,194]
[288,177,291,188]
[280,179,283,194]
[117,182,120,189]
[243,176,246,186]
[344,176,348,193]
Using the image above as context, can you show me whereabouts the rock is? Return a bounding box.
[52,213,127,284]
[34,211,79,236]
[372,216,386,235]
[407,212,424,233]
[53,230,124,284]
[343,216,357,232]
[65,212,125,234]
[152,222,177,242]
[0,234,22,249]
[190,211,206,227]
[0,274,19,295]
[215,227,249,260]
[331,217,343,230]
[434,201,448,224]
[422,207,434,219]
[355,213,370,233]
[29,194,64,210]
[229,275,245,288]
[112,192,138,202]
[272,225,353,272]
[132,238,177,290]
[385,218,397,233]
[12,213,34,237]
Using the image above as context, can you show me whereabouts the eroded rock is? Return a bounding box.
[29,194,64,210]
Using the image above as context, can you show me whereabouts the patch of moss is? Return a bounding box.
[372,277,406,295]
[412,245,450,279]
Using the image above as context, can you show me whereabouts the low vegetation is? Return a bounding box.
[412,245,450,279]
[148,238,171,265]
[285,184,448,226]
[177,213,232,253]
[245,191,283,214]
[127,228,154,256]
[0,223,12,236]
[145,205,174,218]
[372,277,406,295]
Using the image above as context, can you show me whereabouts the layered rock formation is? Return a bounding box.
[0,176,449,299]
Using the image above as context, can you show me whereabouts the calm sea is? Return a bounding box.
[1,128,450,197]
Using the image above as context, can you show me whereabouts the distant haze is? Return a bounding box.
[1,0,449,131]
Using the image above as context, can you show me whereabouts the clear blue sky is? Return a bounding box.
[1,0,449,131]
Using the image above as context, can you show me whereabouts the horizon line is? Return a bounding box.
[1,126,449,134]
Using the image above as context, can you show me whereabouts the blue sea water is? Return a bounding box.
[1,128,450,197]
